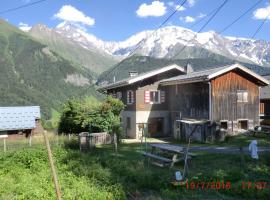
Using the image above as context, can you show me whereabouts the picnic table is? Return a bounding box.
[143,143,195,168]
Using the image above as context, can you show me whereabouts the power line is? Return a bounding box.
[127,0,188,58]
[220,0,263,34]
[172,0,229,59]
[232,7,270,64]
[197,0,263,59]
[251,10,270,39]
[0,0,47,15]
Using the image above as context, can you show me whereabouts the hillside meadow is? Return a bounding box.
[0,137,269,200]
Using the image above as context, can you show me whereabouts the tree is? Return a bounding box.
[58,96,125,135]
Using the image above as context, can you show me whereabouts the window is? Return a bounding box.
[127,90,134,104]
[237,90,248,102]
[126,117,131,129]
[220,121,228,130]
[116,92,122,100]
[145,90,165,104]
[150,91,160,104]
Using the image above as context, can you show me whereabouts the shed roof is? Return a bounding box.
[0,106,40,131]
[160,63,269,86]
[98,64,185,91]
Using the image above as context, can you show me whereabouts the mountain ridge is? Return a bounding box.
[36,23,270,68]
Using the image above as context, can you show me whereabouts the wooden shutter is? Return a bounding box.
[160,91,165,103]
[144,90,150,103]
[127,90,134,104]
[131,91,134,104]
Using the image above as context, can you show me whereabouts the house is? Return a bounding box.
[0,106,42,138]
[98,63,269,141]
[259,74,270,126]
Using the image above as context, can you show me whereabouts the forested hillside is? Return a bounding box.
[0,19,100,118]
[97,55,270,84]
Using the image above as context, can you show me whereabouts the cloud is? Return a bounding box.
[19,22,31,32]
[180,16,195,23]
[136,1,167,17]
[180,13,205,23]
[187,0,196,7]
[198,13,206,18]
[54,5,95,26]
[253,5,270,20]
[167,1,186,11]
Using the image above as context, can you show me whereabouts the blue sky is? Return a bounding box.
[1,0,270,41]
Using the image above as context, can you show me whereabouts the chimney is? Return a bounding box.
[129,71,138,77]
[184,63,193,74]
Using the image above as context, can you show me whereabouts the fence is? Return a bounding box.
[0,133,77,152]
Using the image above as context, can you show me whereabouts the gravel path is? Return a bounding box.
[188,146,270,154]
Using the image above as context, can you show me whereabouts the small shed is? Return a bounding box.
[0,106,41,137]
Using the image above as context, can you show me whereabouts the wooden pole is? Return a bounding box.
[3,139,6,152]
[29,133,32,147]
[114,133,118,154]
[43,131,62,200]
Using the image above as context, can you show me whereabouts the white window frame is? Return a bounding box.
[127,90,134,105]
[149,90,161,104]
[237,90,248,103]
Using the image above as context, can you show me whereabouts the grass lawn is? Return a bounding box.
[0,136,269,200]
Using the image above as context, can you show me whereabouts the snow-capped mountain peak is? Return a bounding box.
[37,22,270,67]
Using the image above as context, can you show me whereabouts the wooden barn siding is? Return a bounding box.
[211,71,259,124]
[167,82,209,119]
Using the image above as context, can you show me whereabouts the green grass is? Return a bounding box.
[0,138,269,200]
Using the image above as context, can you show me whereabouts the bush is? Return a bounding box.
[58,96,125,136]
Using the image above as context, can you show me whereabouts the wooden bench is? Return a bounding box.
[142,152,172,163]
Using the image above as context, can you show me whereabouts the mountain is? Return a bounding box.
[97,55,270,85]
[48,24,270,68]
[0,19,100,118]
[28,23,118,75]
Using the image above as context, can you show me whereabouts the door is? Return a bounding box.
[148,118,164,137]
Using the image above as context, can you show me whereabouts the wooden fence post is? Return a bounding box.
[29,134,32,147]
[3,139,6,152]
[43,131,62,200]
[114,133,118,154]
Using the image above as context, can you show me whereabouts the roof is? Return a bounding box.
[0,106,40,131]
[98,64,185,91]
[160,63,269,86]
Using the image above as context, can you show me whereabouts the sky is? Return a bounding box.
[1,0,270,41]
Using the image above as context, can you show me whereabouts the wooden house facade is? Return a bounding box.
[99,64,268,141]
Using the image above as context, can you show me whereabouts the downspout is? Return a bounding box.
[208,82,212,121]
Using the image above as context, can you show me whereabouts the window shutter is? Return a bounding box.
[127,90,134,104]
[131,91,134,104]
[161,91,165,103]
[144,91,150,103]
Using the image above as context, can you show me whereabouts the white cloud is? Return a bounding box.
[54,5,95,26]
[136,1,167,17]
[187,0,196,7]
[180,16,195,23]
[180,13,205,23]
[253,5,270,20]
[198,13,206,18]
[19,22,31,32]
[167,1,186,11]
